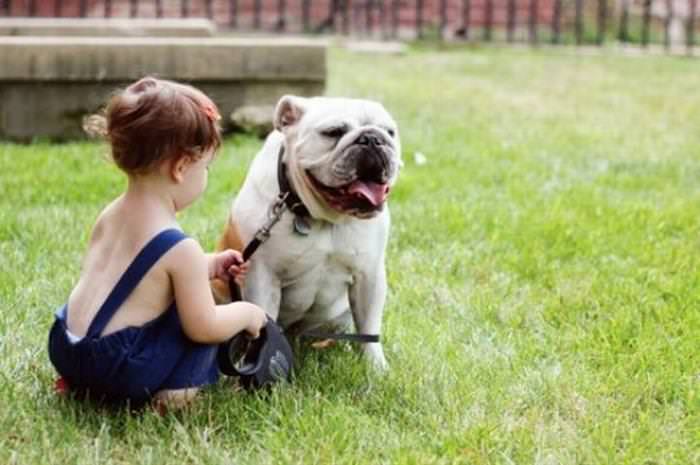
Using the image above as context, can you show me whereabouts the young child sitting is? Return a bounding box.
[48,77,267,409]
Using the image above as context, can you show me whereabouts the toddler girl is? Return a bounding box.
[48,77,266,409]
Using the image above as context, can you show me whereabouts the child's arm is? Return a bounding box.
[170,240,266,344]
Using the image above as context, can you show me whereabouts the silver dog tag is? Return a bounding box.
[293,216,311,236]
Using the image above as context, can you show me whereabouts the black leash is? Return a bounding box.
[227,145,380,344]
[228,191,288,302]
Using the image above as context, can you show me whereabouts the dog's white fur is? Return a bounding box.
[217,96,401,369]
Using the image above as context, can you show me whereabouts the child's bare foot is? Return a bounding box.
[152,388,199,415]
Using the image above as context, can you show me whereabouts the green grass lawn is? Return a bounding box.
[1,46,698,464]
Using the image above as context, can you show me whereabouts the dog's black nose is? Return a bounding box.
[357,150,388,184]
[356,132,385,147]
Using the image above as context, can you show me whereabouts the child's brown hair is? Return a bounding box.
[85,77,222,175]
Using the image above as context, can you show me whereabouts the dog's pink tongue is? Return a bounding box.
[348,181,390,206]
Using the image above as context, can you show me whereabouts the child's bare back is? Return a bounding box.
[67,196,178,338]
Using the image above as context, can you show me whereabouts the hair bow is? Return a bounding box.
[203,104,221,122]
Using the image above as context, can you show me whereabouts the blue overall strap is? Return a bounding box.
[86,228,188,339]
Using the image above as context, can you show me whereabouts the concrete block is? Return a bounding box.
[230,104,275,138]
[0,37,327,141]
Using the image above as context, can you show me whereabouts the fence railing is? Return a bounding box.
[1,0,697,51]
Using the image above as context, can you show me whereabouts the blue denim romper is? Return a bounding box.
[48,229,219,405]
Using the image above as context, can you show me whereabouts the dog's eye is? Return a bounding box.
[321,126,348,139]
[387,129,396,138]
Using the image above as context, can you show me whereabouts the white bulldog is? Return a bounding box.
[215,95,401,369]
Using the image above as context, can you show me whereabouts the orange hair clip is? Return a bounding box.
[203,104,221,122]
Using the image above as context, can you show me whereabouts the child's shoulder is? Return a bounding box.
[88,197,202,261]
[88,199,119,245]
[164,234,205,265]
[159,233,209,284]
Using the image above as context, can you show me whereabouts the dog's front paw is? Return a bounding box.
[364,343,388,372]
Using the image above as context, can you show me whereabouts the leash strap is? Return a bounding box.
[228,192,288,302]
[242,192,289,262]
[300,331,380,343]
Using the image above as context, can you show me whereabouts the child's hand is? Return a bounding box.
[210,250,249,287]
[245,305,268,339]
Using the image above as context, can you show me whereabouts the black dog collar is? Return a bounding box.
[276,145,311,219]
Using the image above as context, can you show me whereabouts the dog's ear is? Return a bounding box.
[274,95,308,132]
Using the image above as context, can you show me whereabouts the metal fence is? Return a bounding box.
[1,0,698,50]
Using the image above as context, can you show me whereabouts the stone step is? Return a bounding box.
[0,36,327,141]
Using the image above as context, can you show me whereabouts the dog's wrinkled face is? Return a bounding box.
[275,96,401,220]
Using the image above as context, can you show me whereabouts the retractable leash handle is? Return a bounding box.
[217,313,294,389]
[218,279,294,388]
